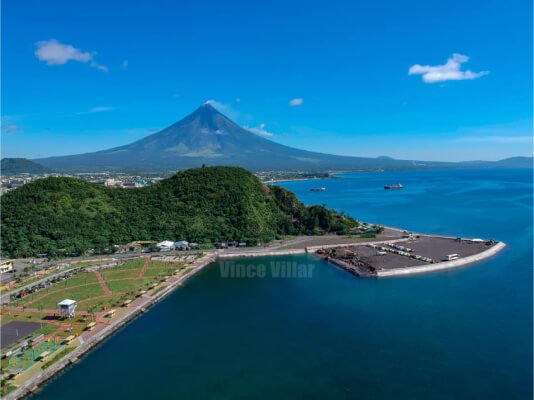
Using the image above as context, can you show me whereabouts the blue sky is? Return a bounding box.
[2,0,532,161]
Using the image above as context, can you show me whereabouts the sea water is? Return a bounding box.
[33,168,533,400]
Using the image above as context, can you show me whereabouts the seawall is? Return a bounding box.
[218,249,306,259]
[375,241,506,278]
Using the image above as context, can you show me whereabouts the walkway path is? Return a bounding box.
[138,257,151,278]
[1,305,90,316]
[94,271,112,296]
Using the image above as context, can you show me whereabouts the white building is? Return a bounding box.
[175,241,189,251]
[58,299,77,318]
[156,240,175,252]
[0,260,14,273]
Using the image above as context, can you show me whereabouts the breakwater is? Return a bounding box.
[376,241,506,277]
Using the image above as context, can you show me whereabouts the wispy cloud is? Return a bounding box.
[4,125,18,133]
[289,98,304,106]
[245,123,275,137]
[205,99,242,120]
[77,106,116,115]
[122,60,129,69]
[409,54,488,83]
[454,135,532,144]
[35,39,109,72]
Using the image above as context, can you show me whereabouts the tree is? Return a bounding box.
[27,339,35,360]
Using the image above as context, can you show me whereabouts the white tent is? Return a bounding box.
[175,240,189,250]
[157,241,175,248]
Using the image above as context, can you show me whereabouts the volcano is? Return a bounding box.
[34,103,533,172]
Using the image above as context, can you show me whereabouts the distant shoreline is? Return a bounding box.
[263,176,333,184]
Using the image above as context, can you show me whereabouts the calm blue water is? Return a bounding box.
[34,169,532,400]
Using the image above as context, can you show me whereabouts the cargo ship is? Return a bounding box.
[384,184,403,190]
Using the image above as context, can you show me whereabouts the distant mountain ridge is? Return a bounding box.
[30,103,533,172]
[1,158,50,174]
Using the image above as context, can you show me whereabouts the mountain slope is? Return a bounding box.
[0,166,358,257]
[34,104,533,172]
[31,104,439,171]
[1,158,50,174]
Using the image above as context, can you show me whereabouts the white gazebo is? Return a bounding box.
[58,299,77,318]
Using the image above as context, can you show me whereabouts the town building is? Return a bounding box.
[0,259,14,273]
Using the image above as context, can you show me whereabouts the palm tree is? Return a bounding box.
[27,339,35,360]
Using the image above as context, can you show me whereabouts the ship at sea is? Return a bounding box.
[310,187,326,192]
[384,184,403,190]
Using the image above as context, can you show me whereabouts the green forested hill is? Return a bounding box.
[0,166,358,257]
[1,158,50,174]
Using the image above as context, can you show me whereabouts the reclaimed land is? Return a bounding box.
[314,233,506,278]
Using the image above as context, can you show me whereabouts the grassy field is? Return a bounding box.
[6,258,185,313]
[0,257,195,395]
[106,278,151,293]
[19,284,105,310]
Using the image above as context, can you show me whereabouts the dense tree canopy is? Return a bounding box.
[1,167,358,258]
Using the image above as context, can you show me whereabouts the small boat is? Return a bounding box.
[310,187,326,192]
[384,184,403,190]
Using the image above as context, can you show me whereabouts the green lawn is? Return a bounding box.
[55,271,100,287]
[82,295,122,312]
[9,258,186,313]
[102,269,141,280]
[26,284,104,309]
[143,268,174,278]
[143,260,183,277]
[107,278,154,293]
[111,258,146,270]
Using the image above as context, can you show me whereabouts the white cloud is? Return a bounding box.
[35,39,108,72]
[122,60,129,69]
[409,54,488,83]
[205,99,242,120]
[90,62,109,72]
[235,98,241,103]
[77,106,116,115]
[246,123,275,137]
[289,98,304,106]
